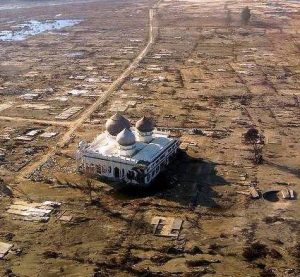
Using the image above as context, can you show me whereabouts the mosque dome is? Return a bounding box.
[116,128,136,146]
[135,116,154,133]
[105,113,131,136]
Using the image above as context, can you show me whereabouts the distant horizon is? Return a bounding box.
[0,0,108,11]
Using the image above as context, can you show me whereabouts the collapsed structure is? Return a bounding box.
[76,114,180,186]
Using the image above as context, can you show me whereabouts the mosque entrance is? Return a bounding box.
[114,167,120,178]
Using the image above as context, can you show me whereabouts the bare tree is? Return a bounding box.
[241,6,251,25]
[244,127,264,164]
[244,127,259,143]
[252,142,263,165]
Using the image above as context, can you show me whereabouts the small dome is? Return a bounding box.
[135,116,154,133]
[105,113,131,136]
[116,128,136,146]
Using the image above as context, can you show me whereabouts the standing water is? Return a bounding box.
[0,19,82,41]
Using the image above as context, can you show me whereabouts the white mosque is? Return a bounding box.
[76,114,180,186]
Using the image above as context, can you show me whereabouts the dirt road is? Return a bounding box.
[17,4,159,180]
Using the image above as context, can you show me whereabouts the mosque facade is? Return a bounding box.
[76,114,180,186]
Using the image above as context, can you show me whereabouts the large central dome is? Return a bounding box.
[105,113,131,136]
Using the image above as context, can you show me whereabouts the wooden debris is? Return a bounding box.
[288,189,295,199]
[281,188,296,200]
[7,200,61,222]
[55,106,83,120]
[56,210,76,223]
[237,187,260,199]
[151,216,183,238]
[57,211,73,223]
[281,188,290,199]
[42,201,62,208]
[0,242,13,259]
[59,215,73,222]
[249,187,260,199]
[237,191,250,196]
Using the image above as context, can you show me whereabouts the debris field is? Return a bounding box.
[0,0,299,276]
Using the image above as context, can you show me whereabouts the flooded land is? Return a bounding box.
[0,19,82,41]
[0,0,299,276]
